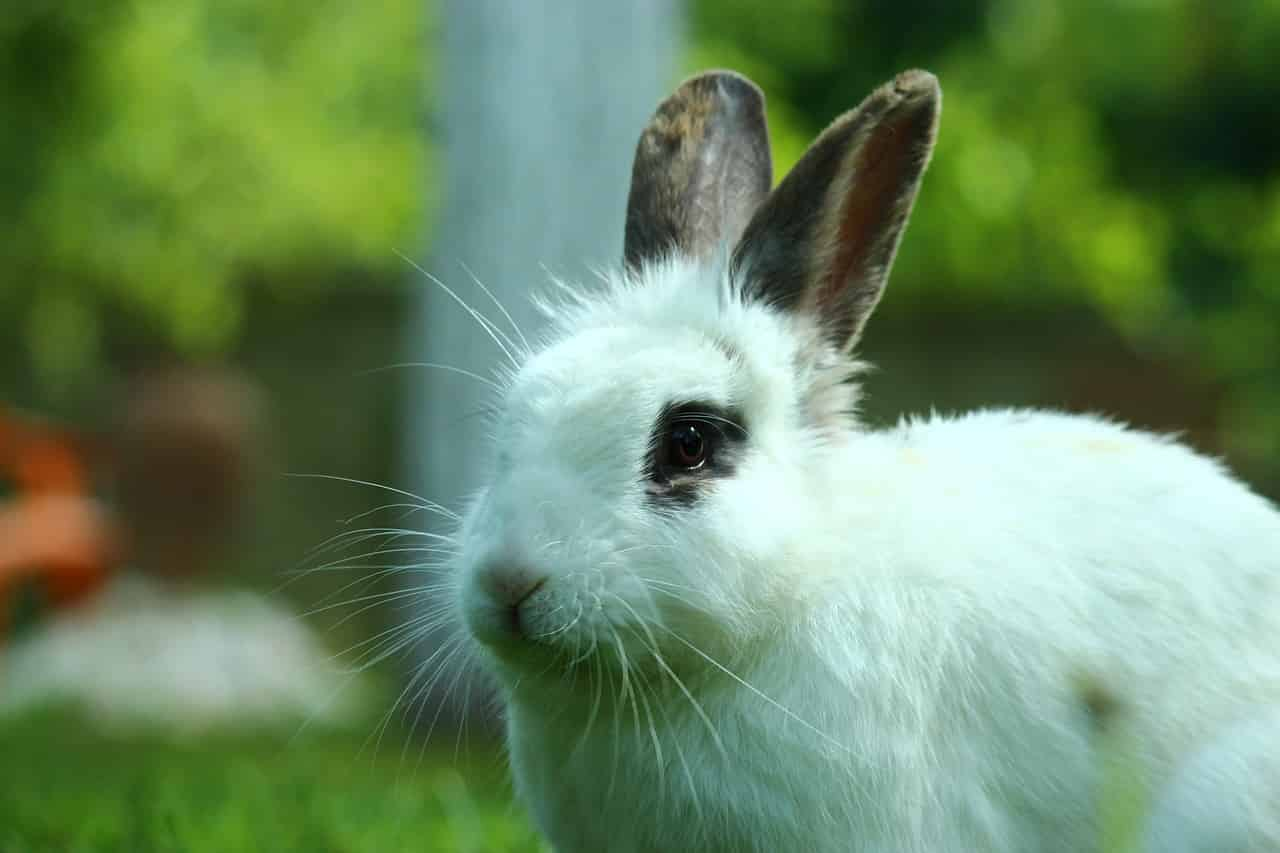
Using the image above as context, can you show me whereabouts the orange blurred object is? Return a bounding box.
[0,495,116,603]
[1,367,262,640]
[0,406,117,638]
[0,404,97,496]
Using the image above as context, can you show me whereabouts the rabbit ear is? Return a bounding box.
[732,70,940,351]
[623,71,773,272]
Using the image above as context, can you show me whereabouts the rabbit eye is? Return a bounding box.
[646,402,747,504]
[668,421,710,470]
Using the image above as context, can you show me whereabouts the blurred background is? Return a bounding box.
[2,0,1278,850]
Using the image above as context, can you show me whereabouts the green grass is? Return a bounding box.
[1,707,1150,852]
[0,709,546,853]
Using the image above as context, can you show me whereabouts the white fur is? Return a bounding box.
[1143,707,1280,851]
[454,256,1280,852]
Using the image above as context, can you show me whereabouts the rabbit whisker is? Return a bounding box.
[330,607,453,671]
[609,593,727,762]
[395,250,522,368]
[355,361,504,392]
[364,630,466,759]
[458,259,532,355]
[652,621,853,758]
[621,625,704,822]
[285,471,459,520]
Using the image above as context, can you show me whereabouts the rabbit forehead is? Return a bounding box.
[504,324,739,451]
[524,261,800,421]
[534,321,732,386]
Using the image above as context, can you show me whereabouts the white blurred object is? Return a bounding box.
[0,573,364,735]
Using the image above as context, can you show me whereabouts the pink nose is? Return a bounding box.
[485,567,547,637]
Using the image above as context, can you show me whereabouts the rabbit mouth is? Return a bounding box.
[464,573,590,661]
[471,588,653,678]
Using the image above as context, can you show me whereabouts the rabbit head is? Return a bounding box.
[456,69,940,687]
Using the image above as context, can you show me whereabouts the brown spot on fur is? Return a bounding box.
[1074,673,1122,733]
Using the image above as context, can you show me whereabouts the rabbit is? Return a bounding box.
[1142,706,1280,851]
[451,68,1280,852]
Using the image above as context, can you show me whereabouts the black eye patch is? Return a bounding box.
[644,401,748,506]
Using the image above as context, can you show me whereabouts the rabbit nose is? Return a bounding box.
[485,565,548,637]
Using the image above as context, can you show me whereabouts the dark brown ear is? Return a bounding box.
[623,71,773,272]
[732,69,940,351]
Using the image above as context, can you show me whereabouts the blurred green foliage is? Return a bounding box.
[1,0,1277,467]
[1,0,430,396]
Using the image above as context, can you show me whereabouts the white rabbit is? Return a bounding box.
[452,69,1280,852]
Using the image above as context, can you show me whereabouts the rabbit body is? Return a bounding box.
[491,276,1280,853]
[455,71,1280,852]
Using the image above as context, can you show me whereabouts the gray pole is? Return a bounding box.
[403,0,682,734]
